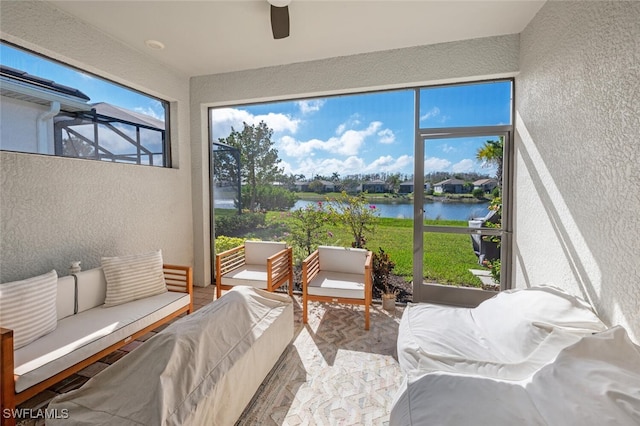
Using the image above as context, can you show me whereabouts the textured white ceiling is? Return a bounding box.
[50,1,545,77]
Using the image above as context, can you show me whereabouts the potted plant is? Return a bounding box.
[372,248,397,311]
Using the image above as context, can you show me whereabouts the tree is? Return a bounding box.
[476,136,504,187]
[290,203,329,257]
[217,121,284,211]
[386,173,401,194]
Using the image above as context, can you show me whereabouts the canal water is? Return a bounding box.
[292,199,490,221]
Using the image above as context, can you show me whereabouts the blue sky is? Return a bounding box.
[0,43,165,120]
[211,81,511,179]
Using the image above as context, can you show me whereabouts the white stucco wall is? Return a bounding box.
[0,96,47,153]
[514,1,640,342]
[190,35,520,286]
[0,1,193,283]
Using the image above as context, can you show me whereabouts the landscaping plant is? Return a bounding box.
[327,191,379,248]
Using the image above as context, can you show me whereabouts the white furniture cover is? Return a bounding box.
[396,285,608,379]
[47,286,294,426]
[390,326,640,425]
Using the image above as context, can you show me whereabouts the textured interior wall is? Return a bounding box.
[515,1,640,342]
[0,1,193,283]
[190,34,520,286]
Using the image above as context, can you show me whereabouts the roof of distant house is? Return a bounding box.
[92,102,164,130]
[435,178,466,185]
[1,65,90,101]
[473,178,498,185]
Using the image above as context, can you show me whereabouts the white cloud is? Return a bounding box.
[255,112,299,133]
[284,154,412,176]
[335,114,362,135]
[364,155,413,173]
[377,128,395,144]
[424,157,452,172]
[296,99,326,114]
[279,121,382,158]
[452,158,475,173]
[134,106,163,121]
[420,106,450,124]
[210,108,299,140]
[420,106,440,121]
[441,143,455,153]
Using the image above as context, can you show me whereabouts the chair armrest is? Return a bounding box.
[1,327,16,416]
[163,264,193,313]
[364,251,373,303]
[267,247,293,287]
[302,249,320,289]
[216,245,246,277]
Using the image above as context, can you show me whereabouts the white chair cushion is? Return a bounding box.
[102,250,167,307]
[318,246,368,275]
[221,265,268,289]
[244,241,286,266]
[306,271,365,300]
[0,270,58,349]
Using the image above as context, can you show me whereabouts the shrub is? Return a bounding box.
[483,258,501,284]
[289,202,329,257]
[372,248,396,295]
[472,188,485,199]
[240,185,297,211]
[326,191,379,248]
[214,236,246,253]
[215,212,266,237]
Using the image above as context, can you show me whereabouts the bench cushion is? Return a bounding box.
[56,275,76,320]
[220,265,269,288]
[75,268,107,313]
[306,271,365,299]
[0,270,58,349]
[14,291,189,393]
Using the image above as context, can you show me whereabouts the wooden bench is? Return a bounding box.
[1,264,192,426]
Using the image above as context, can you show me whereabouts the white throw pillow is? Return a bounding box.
[102,250,167,307]
[0,270,58,349]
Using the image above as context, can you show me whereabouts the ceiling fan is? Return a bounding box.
[268,0,291,39]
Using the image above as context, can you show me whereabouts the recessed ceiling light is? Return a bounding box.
[145,39,165,50]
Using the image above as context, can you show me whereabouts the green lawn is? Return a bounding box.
[224,211,484,287]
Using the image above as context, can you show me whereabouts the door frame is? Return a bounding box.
[412,91,514,307]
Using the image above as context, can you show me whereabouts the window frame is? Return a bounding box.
[0,40,171,168]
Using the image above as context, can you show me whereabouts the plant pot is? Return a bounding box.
[382,293,396,311]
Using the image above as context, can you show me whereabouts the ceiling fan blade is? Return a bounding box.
[270,4,290,39]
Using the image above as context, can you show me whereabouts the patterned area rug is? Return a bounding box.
[237,297,404,425]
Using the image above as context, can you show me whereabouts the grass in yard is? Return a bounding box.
[227,212,483,287]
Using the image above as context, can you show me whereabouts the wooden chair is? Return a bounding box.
[302,246,373,330]
[216,241,293,299]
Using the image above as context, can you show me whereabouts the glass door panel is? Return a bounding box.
[423,135,503,229]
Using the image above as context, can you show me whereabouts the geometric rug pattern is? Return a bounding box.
[237,297,405,425]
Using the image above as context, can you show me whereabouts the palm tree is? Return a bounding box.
[476,136,503,188]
